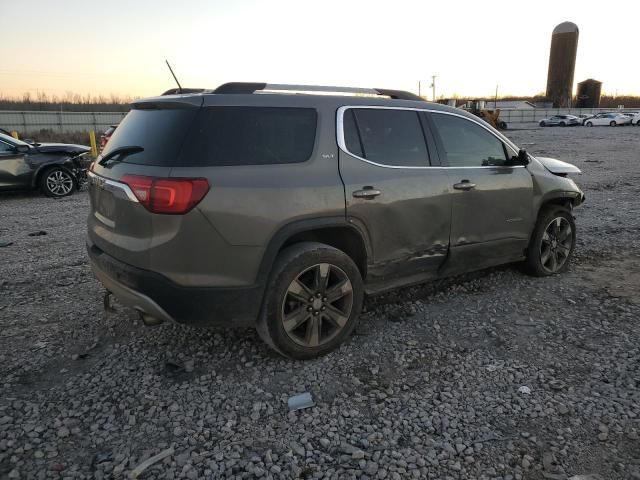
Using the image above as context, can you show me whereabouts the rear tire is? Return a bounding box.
[40,167,76,198]
[525,207,576,277]
[256,242,364,359]
[610,121,617,127]
[560,121,566,127]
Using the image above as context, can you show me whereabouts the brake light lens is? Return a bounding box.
[121,175,209,214]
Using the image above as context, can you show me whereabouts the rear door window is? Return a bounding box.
[101,107,198,166]
[182,107,317,166]
[342,108,429,167]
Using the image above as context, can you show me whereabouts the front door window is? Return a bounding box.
[430,113,508,167]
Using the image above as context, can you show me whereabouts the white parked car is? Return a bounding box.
[621,112,640,125]
[584,113,631,127]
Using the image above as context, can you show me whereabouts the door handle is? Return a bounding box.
[453,180,477,191]
[353,187,382,199]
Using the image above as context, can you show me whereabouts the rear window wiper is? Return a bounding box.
[98,145,144,166]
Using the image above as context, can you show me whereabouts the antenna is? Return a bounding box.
[165,60,182,94]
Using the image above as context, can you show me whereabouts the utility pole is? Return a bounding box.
[418,81,421,97]
[495,84,498,109]
[430,75,437,102]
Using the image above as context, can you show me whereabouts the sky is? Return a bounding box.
[1,0,639,100]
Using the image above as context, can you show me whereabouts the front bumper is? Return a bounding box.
[87,243,264,327]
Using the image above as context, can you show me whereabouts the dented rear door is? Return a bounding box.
[337,106,451,286]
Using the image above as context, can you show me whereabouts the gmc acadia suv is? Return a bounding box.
[87,83,585,359]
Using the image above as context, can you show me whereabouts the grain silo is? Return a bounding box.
[545,22,579,107]
[576,79,602,108]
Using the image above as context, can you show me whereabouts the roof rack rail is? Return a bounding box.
[212,82,424,101]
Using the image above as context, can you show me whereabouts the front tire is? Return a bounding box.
[560,121,566,127]
[539,121,546,127]
[525,208,576,277]
[586,121,593,127]
[256,242,364,359]
[40,167,75,198]
[610,121,617,127]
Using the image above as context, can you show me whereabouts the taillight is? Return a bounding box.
[121,175,209,214]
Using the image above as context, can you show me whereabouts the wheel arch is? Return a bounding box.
[536,191,584,217]
[31,158,79,188]
[257,218,372,286]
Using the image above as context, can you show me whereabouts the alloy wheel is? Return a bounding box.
[281,263,354,348]
[540,217,573,273]
[46,170,74,196]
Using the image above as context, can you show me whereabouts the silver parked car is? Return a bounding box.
[539,115,581,127]
[87,83,585,359]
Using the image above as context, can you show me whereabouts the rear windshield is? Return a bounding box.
[101,107,198,166]
[180,106,317,166]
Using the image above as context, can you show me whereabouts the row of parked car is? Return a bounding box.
[539,112,640,127]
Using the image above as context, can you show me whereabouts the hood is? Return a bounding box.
[34,143,91,155]
[535,156,581,175]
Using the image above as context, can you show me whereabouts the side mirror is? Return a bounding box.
[16,145,30,154]
[516,149,529,165]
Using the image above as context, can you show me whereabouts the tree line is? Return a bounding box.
[0,91,133,112]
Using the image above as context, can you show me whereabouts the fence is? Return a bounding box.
[1,107,635,133]
[0,110,128,134]
[492,108,636,124]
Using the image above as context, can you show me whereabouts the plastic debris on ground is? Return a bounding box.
[288,392,316,411]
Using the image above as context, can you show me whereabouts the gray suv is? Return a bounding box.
[87,83,585,359]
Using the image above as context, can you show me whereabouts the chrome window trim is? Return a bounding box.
[336,105,523,170]
[88,171,139,203]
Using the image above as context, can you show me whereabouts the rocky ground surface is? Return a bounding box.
[0,125,639,479]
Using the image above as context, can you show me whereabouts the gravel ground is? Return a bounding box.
[1,125,639,480]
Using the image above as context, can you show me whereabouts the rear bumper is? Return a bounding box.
[87,243,264,327]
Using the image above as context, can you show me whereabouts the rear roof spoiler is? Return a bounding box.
[161,87,209,95]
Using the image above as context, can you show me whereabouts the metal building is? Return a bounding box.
[576,79,602,108]
[545,22,579,108]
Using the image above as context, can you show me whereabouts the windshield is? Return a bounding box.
[0,132,29,147]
